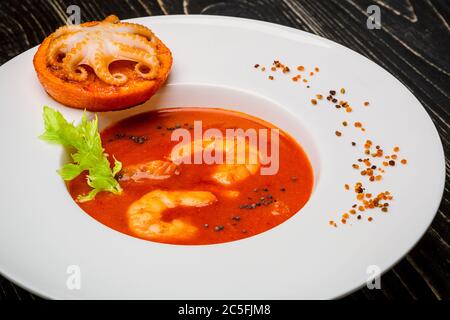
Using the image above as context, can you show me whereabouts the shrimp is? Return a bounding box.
[212,163,259,185]
[120,160,179,182]
[170,137,260,185]
[127,190,217,240]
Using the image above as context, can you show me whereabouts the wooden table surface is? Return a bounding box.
[0,0,448,300]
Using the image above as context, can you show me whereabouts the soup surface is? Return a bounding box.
[68,108,314,245]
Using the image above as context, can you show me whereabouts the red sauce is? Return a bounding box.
[68,108,314,245]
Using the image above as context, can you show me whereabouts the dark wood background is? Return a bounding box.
[0,0,448,300]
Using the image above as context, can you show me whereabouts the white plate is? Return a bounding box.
[0,15,445,299]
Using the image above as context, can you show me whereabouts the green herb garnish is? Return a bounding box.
[40,106,122,202]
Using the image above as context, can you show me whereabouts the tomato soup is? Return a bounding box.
[68,108,314,245]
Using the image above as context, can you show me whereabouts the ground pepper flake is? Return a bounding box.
[303,86,406,228]
[311,88,361,113]
[311,99,318,105]
[331,180,395,227]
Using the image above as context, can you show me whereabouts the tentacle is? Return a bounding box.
[91,49,128,86]
[61,40,88,82]
[110,33,159,79]
[47,33,85,66]
[47,34,70,66]
[114,42,160,79]
[109,32,157,54]
[103,15,119,24]
[111,22,157,44]
[52,25,83,39]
